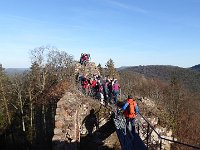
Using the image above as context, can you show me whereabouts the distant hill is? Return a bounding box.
[5,68,29,75]
[117,66,130,71]
[119,65,200,93]
[190,64,200,72]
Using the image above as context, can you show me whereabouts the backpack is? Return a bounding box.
[124,99,137,118]
[128,100,135,115]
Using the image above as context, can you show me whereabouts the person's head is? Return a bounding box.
[90,109,95,114]
[128,95,132,99]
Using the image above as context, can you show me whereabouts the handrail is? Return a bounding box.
[111,105,199,150]
[112,109,134,150]
[138,112,200,149]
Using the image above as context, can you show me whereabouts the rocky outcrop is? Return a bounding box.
[137,97,176,150]
[52,90,119,150]
[52,61,120,150]
[75,62,100,78]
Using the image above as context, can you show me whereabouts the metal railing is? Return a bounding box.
[86,97,200,150]
[137,112,200,150]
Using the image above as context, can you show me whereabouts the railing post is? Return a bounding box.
[147,123,150,150]
[160,138,162,150]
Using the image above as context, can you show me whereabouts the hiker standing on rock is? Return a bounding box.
[79,53,90,66]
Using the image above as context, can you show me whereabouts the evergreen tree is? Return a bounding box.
[105,59,119,79]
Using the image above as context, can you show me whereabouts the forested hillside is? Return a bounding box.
[190,64,200,72]
[5,68,29,75]
[120,65,200,93]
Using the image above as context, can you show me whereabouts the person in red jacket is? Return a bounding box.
[91,78,97,97]
[82,77,88,95]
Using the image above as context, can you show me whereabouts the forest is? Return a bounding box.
[0,46,75,150]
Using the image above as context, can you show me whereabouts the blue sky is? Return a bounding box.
[0,0,200,68]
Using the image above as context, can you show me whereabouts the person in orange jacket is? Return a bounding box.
[122,95,139,135]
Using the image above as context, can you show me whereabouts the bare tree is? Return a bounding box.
[12,73,27,132]
[47,49,74,82]
[28,46,75,146]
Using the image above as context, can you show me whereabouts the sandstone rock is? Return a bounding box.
[54,128,63,135]
[56,108,61,115]
[52,135,62,142]
[55,115,60,121]
[75,62,100,78]
[57,100,65,107]
[55,120,64,128]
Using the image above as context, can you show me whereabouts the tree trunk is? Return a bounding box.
[19,92,26,132]
[28,89,34,144]
[42,105,46,136]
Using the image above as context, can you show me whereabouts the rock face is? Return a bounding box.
[137,97,176,150]
[75,62,100,78]
[52,91,119,150]
[52,92,80,150]
[52,91,100,149]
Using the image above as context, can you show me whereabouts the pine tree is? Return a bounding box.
[105,59,119,79]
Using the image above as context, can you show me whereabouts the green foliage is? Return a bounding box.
[105,59,119,79]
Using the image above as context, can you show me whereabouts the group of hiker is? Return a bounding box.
[78,74,121,105]
[78,53,139,136]
[77,74,138,135]
[79,53,90,65]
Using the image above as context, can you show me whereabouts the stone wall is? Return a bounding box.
[52,92,80,150]
[52,90,114,150]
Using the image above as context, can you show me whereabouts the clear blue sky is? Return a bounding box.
[0,0,200,68]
